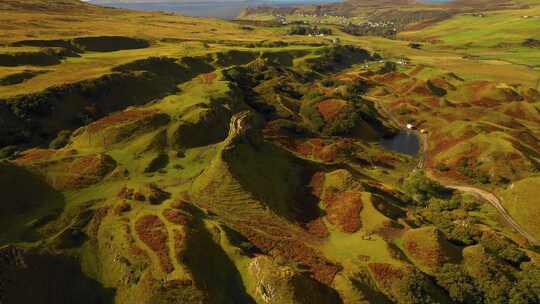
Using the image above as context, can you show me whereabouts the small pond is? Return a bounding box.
[380,130,420,156]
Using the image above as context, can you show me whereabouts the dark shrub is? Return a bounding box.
[49,130,72,149]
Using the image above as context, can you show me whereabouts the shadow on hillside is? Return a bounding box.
[1,247,115,304]
[182,214,256,304]
[0,163,65,245]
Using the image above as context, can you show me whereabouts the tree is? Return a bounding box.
[510,263,540,304]
[378,61,397,74]
[480,233,529,265]
[436,264,483,303]
[403,171,450,204]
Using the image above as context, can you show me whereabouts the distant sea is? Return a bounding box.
[94,1,343,20]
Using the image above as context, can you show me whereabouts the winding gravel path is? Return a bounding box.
[367,94,540,247]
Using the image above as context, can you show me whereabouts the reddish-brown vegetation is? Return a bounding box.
[163,208,190,225]
[173,229,187,262]
[430,77,456,91]
[135,215,174,273]
[324,191,363,233]
[232,219,339,284]
[54,153,117,190]
[402,80,434,97]
[114,202,131,215]
[13,148,56,164]
[316,99,347,121]
[373,72,409,84]
[86,207,110,240]
[293,138,353,163]
[199,72,217,84]
[86,109,160,134]
[304,218,330,238]
[404,238,445,269]
[309,171,326,198]
[368,262,406,290]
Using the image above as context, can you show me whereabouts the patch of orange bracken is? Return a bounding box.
[214,212,340,285]
[304,218,329,238]
[504,103,540,124]
[199,72,217,84]
[466,81,523,106]
[315,145,339,163]
[424,97,441,108]
[296,140,315,157]
[404,238,446,269]
[237,224,339,284]
[368,262,406,289]
[375,223,405,241]
[54,154,117,190]
[372,72,409,85]
[402,80,433,97]
[430,78,456,91]
[14,148,56,164]
[429,128,477,158]
[173,229,187,261]
[163,208,190,225]
[87,207,110,240]
[309,171,326,198]
[324,191,363,233]
[295,138,354,163]
[317,99,347,121]
[128,245,147,257]
[135,215,174,273]
[87,109,159,134]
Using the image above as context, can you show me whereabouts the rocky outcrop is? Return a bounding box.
[248,256,341,304]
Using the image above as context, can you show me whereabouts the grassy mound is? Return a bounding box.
[71,36,150,52]
[212,50,258,67]
[0,70,46,86]
[367,262,450,304]
[402,226,461,274]
[171,106,232,149]
[12,38,82,52]
[191,113,339,284]
[0,65,194,149]
[191,112,303,219]
[0,50,61,66]
[318,170,364,233]
[14,150,117,191]
[261,49,310,67]
[305,45,375,73]
[72,109,170,149]
[499,177,540,240]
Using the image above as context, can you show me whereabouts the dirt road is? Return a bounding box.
[367,94,540,247]
[445,184,540,246]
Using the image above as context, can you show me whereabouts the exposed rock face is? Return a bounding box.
[117,183,171,204]
[248,256,341,304]
[223,110,264,150]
